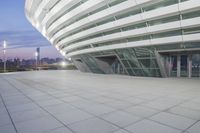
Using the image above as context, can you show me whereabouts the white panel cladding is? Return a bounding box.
[142,4,179,20]
[47,0,119,38]
[51,0,145,44]
[181,17,200,28]
[47,0,110,36]
[66,32,200,58]
[183,33,200,42]
[34,0,60,23]
[42,0,82,30]
[25,0,34,13]
[179,0,200,13]
[25,0,200,58]
[63,21,182,52]
[57,0,199,47]
[57,2,194,47]
[25,0,42,25]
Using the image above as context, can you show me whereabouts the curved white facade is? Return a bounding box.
[25,0,200,77]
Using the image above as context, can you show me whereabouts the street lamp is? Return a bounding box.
[3,41,7,73]
[35,52,38,70]
[68,57,72,61]
[61,61,67,68]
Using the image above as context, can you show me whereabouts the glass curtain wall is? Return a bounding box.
[192,54,200,77]
[115,48,161,77]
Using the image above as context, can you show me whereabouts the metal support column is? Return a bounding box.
[188,55,192,78]
[3,50,6,73]
[177,55,181,77]
[168,56,172,77]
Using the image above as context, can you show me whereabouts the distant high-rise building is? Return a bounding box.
[36,47,40,66]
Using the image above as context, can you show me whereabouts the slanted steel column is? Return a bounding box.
[177,55,181,77]
[155,51,167,78]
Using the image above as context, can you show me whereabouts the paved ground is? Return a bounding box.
[0,70,200,133]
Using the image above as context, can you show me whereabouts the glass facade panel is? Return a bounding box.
[143,0,178,12]
[171,56,177,77]
[132,69,144,76]
[115,48,161,77]
[192,54,200,77]
[80,55,104,74]
[126,69,135,76]
[180,55,188,77]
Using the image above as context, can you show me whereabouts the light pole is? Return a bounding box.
[35,52,38,70]
[3,41,7,73]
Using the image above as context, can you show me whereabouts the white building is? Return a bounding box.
[25,0,200,77]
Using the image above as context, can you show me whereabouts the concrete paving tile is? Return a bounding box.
[54,109,93,125]
[0,101,4,108]
[125,119,181,133]
[1,92,25,98]
[51,93,72,98]
[36,99,63,107]
[156,97,184,105]
[43,126,74,133]
[0,124,16,133]
[60,96,84,103]
[142,101,177,110]
[191,97,200,104]
[124,105,160,118]
[2,95,26,101]
[187,121,200,133]
[168,106,200,120]
[135,93,162,100]
[78,93,100,99]
[112,129,130,133]
[6,102,39,113]
[0,107,7,115]
[10,108,49,123]
[44,103,76,115]
[83,104,116,116]
[28,94,53,102]
[104,100,133,109]
[0,114,11,126]
[15,115,62,133]
[100,111,141,127]
[105,93,129,100]
[4,97,32,106]
[91,96,115,103]
[70,100,97,109]
[150,112,196,130]
[122,97,146,105]
[69,117,119,133]
[180,102,200,111]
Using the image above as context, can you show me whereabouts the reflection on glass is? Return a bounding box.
[180,55,188,77]
[192,54,200,77]
[171,56,177,77]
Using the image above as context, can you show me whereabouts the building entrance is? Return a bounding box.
[163,52,200,78]
[180,55,188,77]
[192,54,200,77]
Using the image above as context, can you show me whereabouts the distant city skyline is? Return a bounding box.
[0,0,61,59]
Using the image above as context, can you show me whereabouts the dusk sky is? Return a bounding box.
[0,0,62,59]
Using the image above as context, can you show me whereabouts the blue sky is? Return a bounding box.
[0,0,61,59]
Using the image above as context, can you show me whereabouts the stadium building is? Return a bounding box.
[25,0,200,77]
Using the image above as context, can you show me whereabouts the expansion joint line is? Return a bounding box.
[0,91,19,133]
[182,120,200,133]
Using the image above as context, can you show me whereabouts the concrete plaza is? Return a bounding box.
[0,70,200,133]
